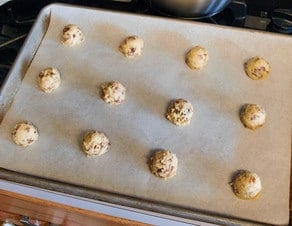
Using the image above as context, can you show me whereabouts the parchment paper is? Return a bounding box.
[0,4,291,225]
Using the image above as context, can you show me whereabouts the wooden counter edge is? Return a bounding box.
[0,189,149,225]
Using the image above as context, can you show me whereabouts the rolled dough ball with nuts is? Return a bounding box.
[231,170,262,200]
[38,67,61,93]
[101,81,126,105]
[12,121,39,147]
[240,104,266,130]
[186,46,209,70]
[244,57,270,80]
[166,98,194,126]
[149,150,178,179]
[61,24,84,47]
[82,131,110,157]
[119,35,144,58]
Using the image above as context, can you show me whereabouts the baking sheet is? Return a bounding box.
[0,4,291,225]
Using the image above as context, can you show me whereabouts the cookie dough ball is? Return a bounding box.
[244,57,270,80]
[166,98,194,126]
[231,170,262,200]
[12,121,39,147]
[101,81,126,105]
[149,150,178,179]
[61,24,84,47]
[38,67,61,93]
[186,46,209,70]
[119,35,144,58]
[82,131,110,157]
[240,104,266,130]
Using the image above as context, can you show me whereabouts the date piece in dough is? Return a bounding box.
[101,81,126,105]
[244,57,270,80]
[119,35,144,58]
[12,121,39,147]
[61,24,84,47]
[166,98,194,126]
[149,150,178,179]
[231,170,262,200]
[82,131,110,157]
[240,104,266,130]
[186,46,209,70]
[38,67,61,93]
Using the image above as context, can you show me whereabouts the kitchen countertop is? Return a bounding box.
[0,179,215,226]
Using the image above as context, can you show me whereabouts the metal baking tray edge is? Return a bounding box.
[0,5,51,121]
[0,167,268,226]
[0,4,273,226]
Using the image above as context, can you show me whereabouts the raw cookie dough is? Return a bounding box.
[166,98,194,126]
[38,67,61,93]
[61,24,84,47]
[186,46,209,70]
[12,121,39,147]
[82,131,110,157]
[240,104,266,130]
[231,170,262,200]
[101,81,126,105]
[244,57,270,80]
[119,35,144,58]
[149,150,178,179]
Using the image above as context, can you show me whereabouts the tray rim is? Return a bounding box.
[0,167,268,226]
[0,4,51,121]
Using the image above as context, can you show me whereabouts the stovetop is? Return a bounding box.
[0,0,291,86]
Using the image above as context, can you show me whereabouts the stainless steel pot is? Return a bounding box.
[148,0,232,19]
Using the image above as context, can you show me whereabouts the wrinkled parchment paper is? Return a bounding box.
[0,5,291,224]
